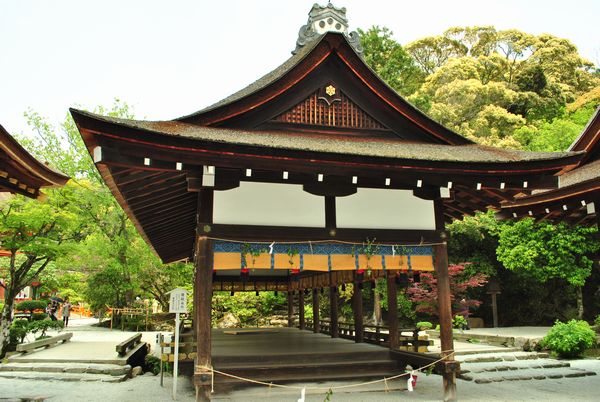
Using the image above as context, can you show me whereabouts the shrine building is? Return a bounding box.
[70,3,584,401]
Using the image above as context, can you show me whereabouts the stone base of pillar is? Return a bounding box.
[193,367,213,402]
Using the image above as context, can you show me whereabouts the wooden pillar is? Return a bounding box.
[386,271,399,349]
[434,198,457,402]
[329,286,339,338]
[299,290,305,330]
[352,280,364,343]
[287,291,294,327]
[312,288,320,333]
[193,236,213,402]
[193,189,214,402]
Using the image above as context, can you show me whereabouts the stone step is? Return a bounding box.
[453,347,521,356]
[460,359,571,374]
[459,367,597,383]
[0,370,129,382]
[0,362,131,376]
[458,351,549,363]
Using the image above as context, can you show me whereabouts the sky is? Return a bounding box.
[1,0,599,137]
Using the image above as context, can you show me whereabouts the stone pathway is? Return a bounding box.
[0,362,131,382]
[458,350,597,383]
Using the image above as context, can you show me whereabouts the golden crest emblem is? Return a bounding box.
[325,85,336,96]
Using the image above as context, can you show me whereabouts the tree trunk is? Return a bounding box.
[0,297,16,358]
[576,286,584,319]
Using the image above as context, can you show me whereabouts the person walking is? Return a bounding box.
[62,298,72,327]
[47,301,58,321]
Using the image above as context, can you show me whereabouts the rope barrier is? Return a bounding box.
[205,236,445,248]
[195,350,456,393]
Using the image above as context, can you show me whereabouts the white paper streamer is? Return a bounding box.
[269,242,275,254]
[297,387,306,402]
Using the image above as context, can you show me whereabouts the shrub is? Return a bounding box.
[452,315,468,329]
[32,313,48,321]
[144,355,169,375]
[9,319,30,346]
[16,300,48,315]
[28,320,64,339]
[594,315,600,329]
[541,320,596,358]
[416,321,433,330]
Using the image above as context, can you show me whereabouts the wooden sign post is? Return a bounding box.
[168,287,188,400]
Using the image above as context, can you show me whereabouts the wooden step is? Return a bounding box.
[213,350,392,366]
[214,368,404,391]
[213,358,402,390]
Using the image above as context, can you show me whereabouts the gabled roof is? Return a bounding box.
[499,108,600,225]
[568,106,600,164]
[0,124,69,198]
[176,32,472,145]
[70,18,587,262]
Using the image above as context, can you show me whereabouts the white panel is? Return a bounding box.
[214,182,324,227]
[336,188,435,230]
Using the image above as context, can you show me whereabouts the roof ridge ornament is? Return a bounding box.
[293,2,363,56]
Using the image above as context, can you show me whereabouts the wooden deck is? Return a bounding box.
[182,327,409,391]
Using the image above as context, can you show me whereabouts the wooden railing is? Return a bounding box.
[16,332,72,353]
[116,333,143,356]
[108,307,150,331]
[306,319,431,352]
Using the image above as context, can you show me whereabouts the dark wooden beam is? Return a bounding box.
[299,290,305,330]
[199,223,442,243]
[193,236,213,402]
[352,275,364,343]
[330,285,339,338]
[434,199,457,402]
[386,271,399,349]
[287,291,294,327]
[325,195,336,231]
[312,288,320,333]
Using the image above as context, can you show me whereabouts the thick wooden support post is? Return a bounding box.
[434,198,457,402]
[193,236,213,402]
[352,280,364,343]
[386,272,399,349]
[329,286,339,338]
[287,291,294,327]
[435,241,457,402]
[299,290,305,330]
[312,288,320,333]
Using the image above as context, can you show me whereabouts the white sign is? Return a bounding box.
[168,288,188,313]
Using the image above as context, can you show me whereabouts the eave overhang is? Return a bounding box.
[71,108,585,262]
[0,124,70,198]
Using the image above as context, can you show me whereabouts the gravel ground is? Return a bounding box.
[1,359,599,402]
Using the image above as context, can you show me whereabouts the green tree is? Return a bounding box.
[358,26,425,96]
[496,219,598,318]
[405,26,599,145]
[0,183,87,357]
[16,101,176,312]
[139,261,194,311]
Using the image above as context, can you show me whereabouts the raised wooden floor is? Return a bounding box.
[193,328,407,391]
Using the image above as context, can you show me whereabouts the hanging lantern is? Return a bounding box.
[291,268,300,282]
[356,268,365,282]
[240,267,250,282]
